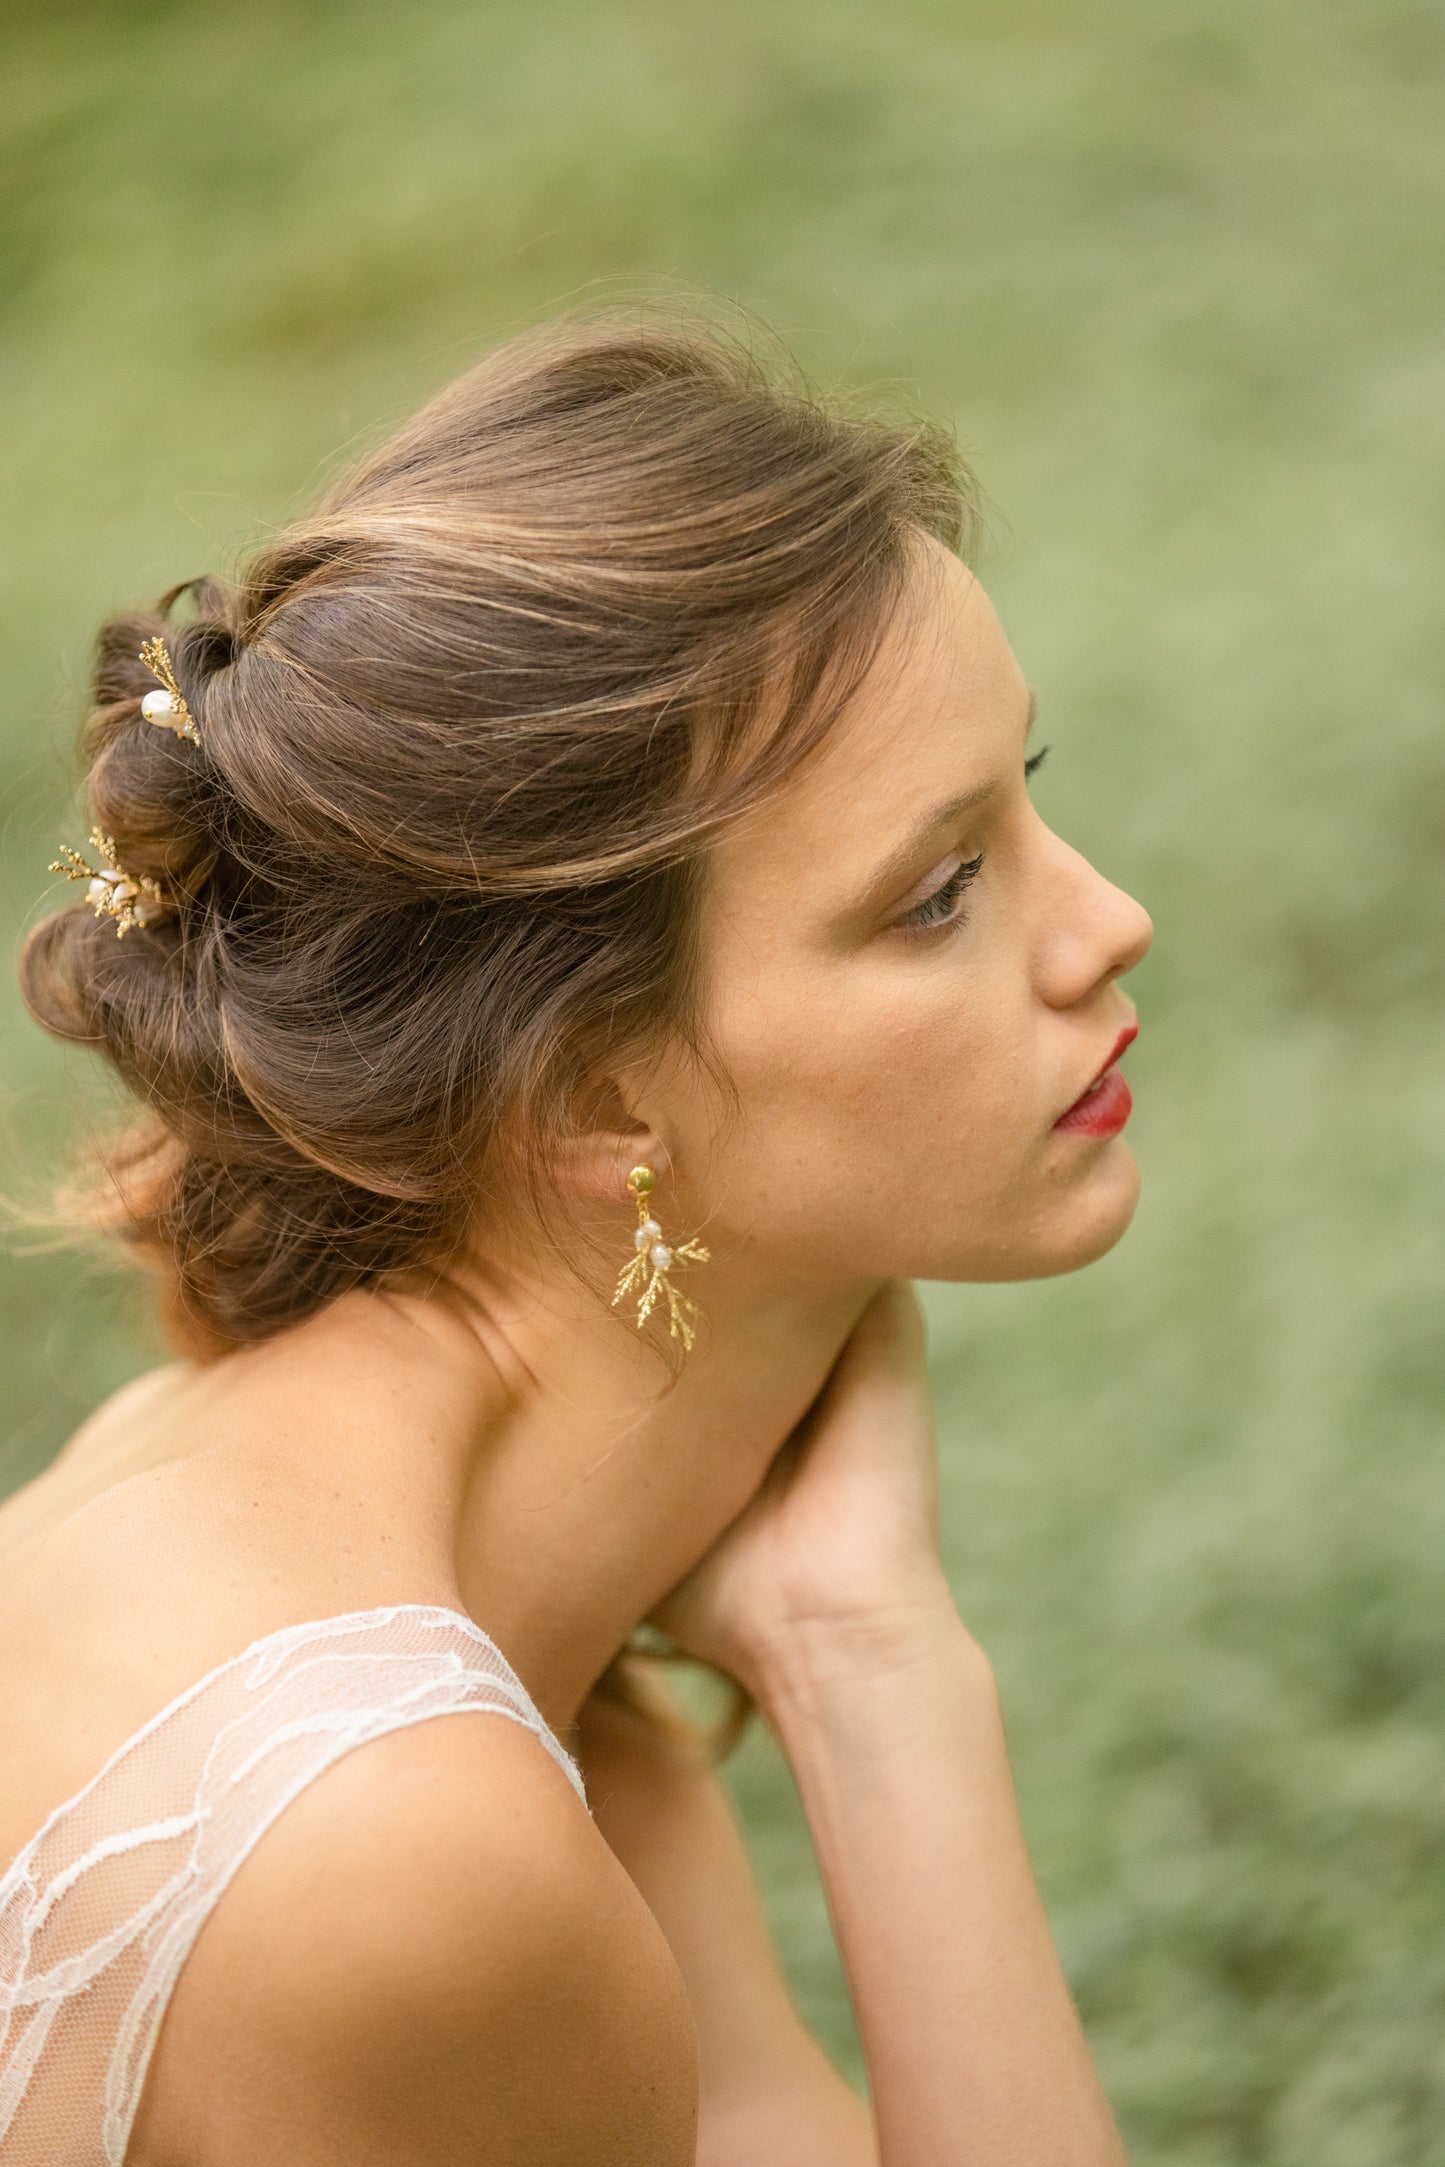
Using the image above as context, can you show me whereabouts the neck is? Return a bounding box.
[299,1217,882,1733]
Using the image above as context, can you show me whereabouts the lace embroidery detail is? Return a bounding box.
[0,1604,585,2164]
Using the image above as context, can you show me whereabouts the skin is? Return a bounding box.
[0,535,1152,2164]
[651,537,1151,1292]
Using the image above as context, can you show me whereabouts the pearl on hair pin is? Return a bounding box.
[51,829,173,939]
[137,639,201,743]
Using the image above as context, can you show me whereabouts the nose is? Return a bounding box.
[1037,832,1153,1008]
[1102,871,1154,981]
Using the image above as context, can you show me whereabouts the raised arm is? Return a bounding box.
[576,1668,877,2167]
[755,1603,1123,2166]
[651,1281,1129,2167]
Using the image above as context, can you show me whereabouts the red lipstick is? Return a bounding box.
[1053,1022,1138,1138]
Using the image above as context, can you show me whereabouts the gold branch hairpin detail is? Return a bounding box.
[138,637,200,744]
[49,829,170,937]
[611,1164,711,1354]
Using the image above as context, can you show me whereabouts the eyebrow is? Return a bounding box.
[861,687,1039,905]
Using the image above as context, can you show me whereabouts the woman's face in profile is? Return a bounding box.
[661,535,1155,1286]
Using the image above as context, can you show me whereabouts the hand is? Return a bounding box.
[649,1281,962,1697]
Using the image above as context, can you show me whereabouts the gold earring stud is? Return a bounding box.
[611,1164,710,1354]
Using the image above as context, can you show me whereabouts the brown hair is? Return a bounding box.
[22,315,967,1356]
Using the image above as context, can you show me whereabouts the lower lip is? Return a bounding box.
[1053,1066,1133,1137]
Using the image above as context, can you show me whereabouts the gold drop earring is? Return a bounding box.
[611,1164,711,1354]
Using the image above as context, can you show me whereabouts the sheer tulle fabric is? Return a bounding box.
[0,1604,585,2164]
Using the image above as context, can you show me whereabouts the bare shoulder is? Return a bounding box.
[132,1709,699,2167]
[47,1360,194,1470]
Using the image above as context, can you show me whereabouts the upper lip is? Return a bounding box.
[1058,1019,1138,1120]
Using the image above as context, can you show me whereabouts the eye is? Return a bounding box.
[896,749,1047,941]
[899,851,986,936]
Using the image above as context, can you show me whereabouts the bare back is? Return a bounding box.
[0,1370,697,2166]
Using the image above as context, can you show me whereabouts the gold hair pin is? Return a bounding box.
[611,1164,711,1353]
[49,829,170,937]
[138,637,200,744]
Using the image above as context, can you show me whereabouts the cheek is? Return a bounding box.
[702,954,1040,1234]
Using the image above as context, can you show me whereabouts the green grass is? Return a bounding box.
[3,2,1443,2157]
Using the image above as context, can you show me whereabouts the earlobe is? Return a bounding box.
[490,1078,665,1207]
[548,1066,669,1205]
[548,1124,670,1207]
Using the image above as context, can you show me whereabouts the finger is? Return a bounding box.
[820,1284,930,1409]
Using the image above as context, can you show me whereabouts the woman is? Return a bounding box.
[0,317,1150,2165]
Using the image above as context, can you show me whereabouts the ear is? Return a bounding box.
[546,1073,669,1206]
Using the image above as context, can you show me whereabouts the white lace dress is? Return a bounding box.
[0,1604,586,2164]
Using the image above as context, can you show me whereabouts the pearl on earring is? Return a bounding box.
[612,1164,710,1353]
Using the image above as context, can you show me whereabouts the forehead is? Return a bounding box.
[705,544,1026,910]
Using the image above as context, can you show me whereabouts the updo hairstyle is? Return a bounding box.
[22,318,966,1354]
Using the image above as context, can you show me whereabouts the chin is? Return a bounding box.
[1036,1143,1142,1277]
[931,1142,1143,1285]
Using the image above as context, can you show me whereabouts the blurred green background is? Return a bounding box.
[3,1,1443,2159]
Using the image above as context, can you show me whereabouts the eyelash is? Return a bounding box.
[899,743,1051,938]
[902,852,986,934]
